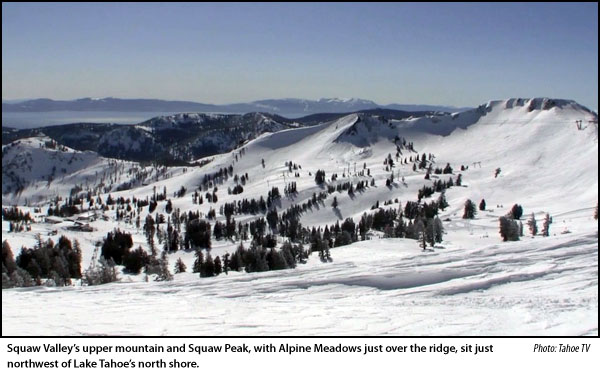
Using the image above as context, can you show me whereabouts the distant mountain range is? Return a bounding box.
[2,97,471,115]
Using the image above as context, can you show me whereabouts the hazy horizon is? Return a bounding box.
[2,3,598,110]
[1,95,474,107]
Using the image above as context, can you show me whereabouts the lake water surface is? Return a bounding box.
[2,111,186,129]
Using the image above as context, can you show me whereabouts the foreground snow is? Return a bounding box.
[3,226,597,336]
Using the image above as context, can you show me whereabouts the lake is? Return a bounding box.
[1,111,189,129]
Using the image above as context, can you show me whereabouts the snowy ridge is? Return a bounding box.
[2,136,175,205]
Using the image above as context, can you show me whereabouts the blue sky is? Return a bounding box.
[2,2,598,109]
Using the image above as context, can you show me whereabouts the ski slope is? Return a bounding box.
[2,98,598,335]
[2,227,596,336]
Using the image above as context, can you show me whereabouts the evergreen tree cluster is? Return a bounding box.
[47,202,80,217]
[5,236,82,287]
[285,160,300,172]
[509,204,524,220]
[229,184,244,195]
[315,170,327,185]
[184,218,212,250]
[499,216,520,241]
[204,190,218,204]
[199,165,234,192]
[326,179,370,194]
[100,229,133,265]
[163,218,180,252]
[527,213,538,236]
[541,213,552,237]
[3,206,35,232]
[267,187,281,207]
[222,197,268,216]
[191,191,204,205]
[194,240,304,277]
[123,246,149,274]
[356,207,444,247]
[174,257,187,273]
[463,199,477,219]
[266,209,279,231]
[82,256,118,286]
[211,218,238,241]
[232,172,249,186]
[175,185,187,198]
[3,240,35,288]
[403,200,439,219]
[143,252,173,281]
[100,229,165,276]
[148,200,158,213]
[417,178,455,202]
[284,182,298,197]
[383,153,395,169]
[433,163,454,175]
[437,192,449,211]
[2,206,33,222]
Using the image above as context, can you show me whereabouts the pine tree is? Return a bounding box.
[318,244,332,263]
[419,229,427,251]
[541,213,551,237]
[499,216,520,241]
[510,204,523,220]
[479,199,486,211]
[2,240,17,275]
[437,191,449,210]
[155,255,173,281]
[213,256,222,276]
[463,199,476,219]
[223,253,230,275]
[201,252,215,277]
[595,203,598,220]
[527,213,538,236]
[519,221,524,237]
[192,250,204,273]
[332,196,338,209]
[415,219,426,250]
[426,221,435,247]
[123,246,149,274]
[174,258,186,273]
[69,239,83,279]
[83,256,119,285]
[433,216,444,243]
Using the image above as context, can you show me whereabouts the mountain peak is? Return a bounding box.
[318,97,376,104]
[481,97,594,114]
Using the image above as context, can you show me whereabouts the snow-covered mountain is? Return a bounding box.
[2,109,439,163]
[2,96,469,116]
[2,112,302,163]
[2,97,597,335]
[244,97,380,114]
[1,136,175,205]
